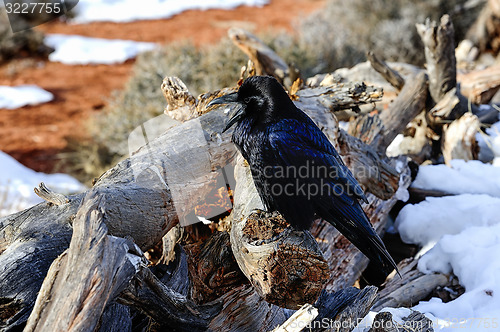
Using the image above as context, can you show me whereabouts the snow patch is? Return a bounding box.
[72,0,269,23]
[411,160,500,197]
[0,151,86,217]
[395,194,500,248]
[45,34,157,65]
[0,85,53,109]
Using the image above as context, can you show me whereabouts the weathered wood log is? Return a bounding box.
[442,112,480,165]
[466,0,500,55]
[0,76,401,329]
[366,52,405,91]
[295,82,383,113]
[416,15,457,104]
[118,262,221,331]
[0,104,233,328]
[34,182,70,205]
[348,72,428,153]
[24,193,145,332]
[0,195,78,330]
[458,64,500,104]
[417,15,480,126]
[372,258,448,311]
[210,285,378,332]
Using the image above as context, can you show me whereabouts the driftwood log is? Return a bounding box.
[1,23,453,331]
[0,72,410,330]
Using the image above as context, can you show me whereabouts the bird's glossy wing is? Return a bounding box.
[268,118,367,204]
[268,118,397,274]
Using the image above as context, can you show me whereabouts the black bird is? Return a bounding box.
[209,76,397,275]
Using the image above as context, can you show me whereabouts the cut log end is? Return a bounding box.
[239,210,329,309]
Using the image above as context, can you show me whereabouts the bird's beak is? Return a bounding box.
[208,92,245,133]
[208,92,238,107]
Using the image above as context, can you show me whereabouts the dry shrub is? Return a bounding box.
[0,10,52,63]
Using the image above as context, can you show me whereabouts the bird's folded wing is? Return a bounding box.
[268,119,368,204]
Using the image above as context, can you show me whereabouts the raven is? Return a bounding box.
[209,76,397,275]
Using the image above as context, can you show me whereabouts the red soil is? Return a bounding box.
[0,0,325,173]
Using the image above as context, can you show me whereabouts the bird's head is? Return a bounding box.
[208,76,295,133]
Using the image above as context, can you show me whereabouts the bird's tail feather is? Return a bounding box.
[317,205,398,275]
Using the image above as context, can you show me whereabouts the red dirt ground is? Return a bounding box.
[0,0,325,173]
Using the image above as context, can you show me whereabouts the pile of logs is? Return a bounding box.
[1,7,500,332]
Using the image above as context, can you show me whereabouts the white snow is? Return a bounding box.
[411,160,500,197]
[44,34,157,65]
[0,85,53,109]
[0,151,86,217]
[353,159,500,332]
[72,0,269,23]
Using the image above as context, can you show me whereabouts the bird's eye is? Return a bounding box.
[244,97,251,103]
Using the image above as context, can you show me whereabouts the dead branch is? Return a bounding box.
[228,27,293,86]
[33,182,69,205]
[367,51,405,90]
[348,72,428,153]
